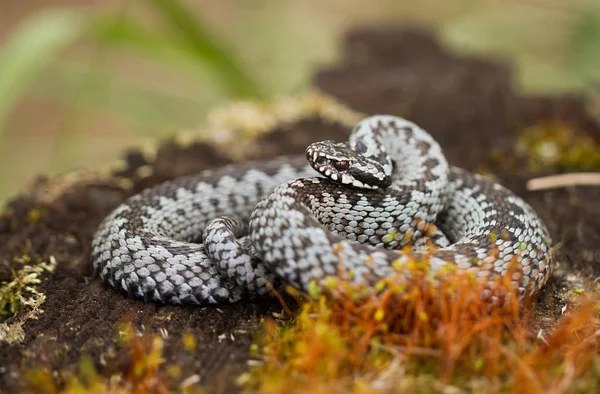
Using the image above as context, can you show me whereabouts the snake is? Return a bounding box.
[91,115,553,305]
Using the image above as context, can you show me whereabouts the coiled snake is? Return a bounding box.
[92,115,553,304]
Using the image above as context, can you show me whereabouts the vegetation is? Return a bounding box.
[517,122,600,171]
[487,121,600,173]
[2,1,600,201]
[0,253,57,344]
[243,260,600,393]
[2,1,600,393]
[18,248,600,393]
[25,322,205,394]
[0,0,262,203]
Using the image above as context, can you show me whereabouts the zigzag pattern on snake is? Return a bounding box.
[91,115,553,305]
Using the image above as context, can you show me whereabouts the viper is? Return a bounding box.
[91,115,553,304]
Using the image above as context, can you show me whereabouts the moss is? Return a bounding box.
[0,208,19,232]
[243,256,600,394]
[182,332,197,351]
[25,208,48,226]
[494,121,600,172]
[24,322,207,394]
[523,122,600,170]
[0,208,14,222]
[0,297,46,344]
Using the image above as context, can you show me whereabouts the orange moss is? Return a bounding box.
[244,259,600,394]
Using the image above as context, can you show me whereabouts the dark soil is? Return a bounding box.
[1,26,600,393]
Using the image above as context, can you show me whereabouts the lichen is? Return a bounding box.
[0,255,56,318]
[0,255,57,344]
[0,293,46,344]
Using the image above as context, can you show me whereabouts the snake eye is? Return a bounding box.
[334,160,350,171]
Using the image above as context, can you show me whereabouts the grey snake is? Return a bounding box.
[91,115,553,304]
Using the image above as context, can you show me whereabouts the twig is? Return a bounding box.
[526,173,600,191]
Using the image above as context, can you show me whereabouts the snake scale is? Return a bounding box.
[92,115,553,305]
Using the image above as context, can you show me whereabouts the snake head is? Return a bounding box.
[306,141,392,189]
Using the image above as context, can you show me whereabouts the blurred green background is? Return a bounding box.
[0,0,599,203]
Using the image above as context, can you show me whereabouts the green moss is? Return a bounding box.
[25,208,48,225]
[488,121,600,173]
[516,122,600,172]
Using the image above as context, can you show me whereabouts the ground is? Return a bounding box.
[1,27,599,393]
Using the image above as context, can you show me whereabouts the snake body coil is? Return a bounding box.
[92,116,553,304]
